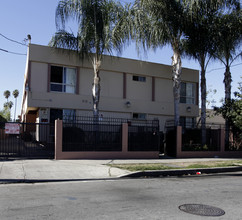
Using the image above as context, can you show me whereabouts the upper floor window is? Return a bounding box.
[180,82,196,104]
[50,66,76,94]
[133,75,146,82]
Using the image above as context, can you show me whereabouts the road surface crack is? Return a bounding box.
[21,161,26,180]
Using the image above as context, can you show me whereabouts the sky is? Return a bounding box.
[0,0,241,119]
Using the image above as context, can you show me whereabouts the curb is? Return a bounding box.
[120,166,242,178]
[0,178,118,184]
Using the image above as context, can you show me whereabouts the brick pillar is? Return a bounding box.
[122,123,128,153]
[55,119,63,160]
[176,126,182,158]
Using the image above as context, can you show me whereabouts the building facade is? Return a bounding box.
[21,44,199,131]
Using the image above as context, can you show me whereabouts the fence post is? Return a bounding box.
[55,119,63,160]
[176,126,182,158]
[122,123,128,153]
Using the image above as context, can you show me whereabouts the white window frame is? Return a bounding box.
[50,66,77,94]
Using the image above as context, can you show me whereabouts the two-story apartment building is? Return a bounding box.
[21,44,199,131]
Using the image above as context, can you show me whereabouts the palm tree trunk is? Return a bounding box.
[92,58,101,120]
[14,98,17,122]
[200,66,207,146]
[224,65,232,148]
[172,50,182,127]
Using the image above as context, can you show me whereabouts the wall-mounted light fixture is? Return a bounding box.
[186,106,191,112]
[125,101,131,108]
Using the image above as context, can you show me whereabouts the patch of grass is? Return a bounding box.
[109,160,242,172]
[186,164,211,168]
[109,164,173,172]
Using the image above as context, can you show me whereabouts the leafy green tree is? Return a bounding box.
[3,101,13,121]
[49,0,126,118]
[0,114,7,122]
[0,113,7,128]
[214,80,242,148]
[0,108,11,122]
[12,89,19,121]
[131,0,189,126]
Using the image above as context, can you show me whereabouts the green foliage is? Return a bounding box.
[0,109,10,122]
[0,114,7,123]
[214,81,242,133]
[3,90,10,101]
[12,89,19,98]
[49,0,127,60]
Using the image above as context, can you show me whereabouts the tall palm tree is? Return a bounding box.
[183,0,239,146]
[3,90,10,102]
[49,0,126,118]
[213,11,241,147]
[12,89,19,121]
[131,0,189,126]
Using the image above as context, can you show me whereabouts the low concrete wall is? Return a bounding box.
[176,126,242,158]
[55,120,159,159]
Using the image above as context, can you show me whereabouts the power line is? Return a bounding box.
[0,33,27,46]
[0,48,26,56]
[207,63,242,73]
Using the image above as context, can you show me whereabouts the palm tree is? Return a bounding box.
[213,11,241,147]
[131,0,189,126]
[13,89,19,121]
[49,0,126,118]
[3,90,10,102]
[183,0,239,146]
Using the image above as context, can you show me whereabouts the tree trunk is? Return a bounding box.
[200,66,207,146]
[224,65,232,148]
[172,50,182,127]
[92,58,101,120]
[14,98,17,122]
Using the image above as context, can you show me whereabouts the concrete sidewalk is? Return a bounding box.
[0,158,242,183]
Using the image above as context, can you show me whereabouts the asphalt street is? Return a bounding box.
[0,172,241,220]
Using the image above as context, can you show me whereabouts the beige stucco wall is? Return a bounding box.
[31,62,48,92]
[22,44,200,131]
[126,74,152,101]
[101,70,123,98]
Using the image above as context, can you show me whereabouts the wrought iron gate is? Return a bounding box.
[0,122,54,159]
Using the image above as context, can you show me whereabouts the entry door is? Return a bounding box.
[50,109,63,123]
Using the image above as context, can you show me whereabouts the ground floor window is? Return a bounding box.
[180,117,196,128]
[133,113,147,120]
[50,109,76,123]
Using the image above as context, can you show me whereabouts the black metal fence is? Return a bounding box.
[62,116,160,152]
[182,128,221,151]
[164,121,241,154]
[128,120,160,151]
[0,122,54,159]
[62,122,122,151]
